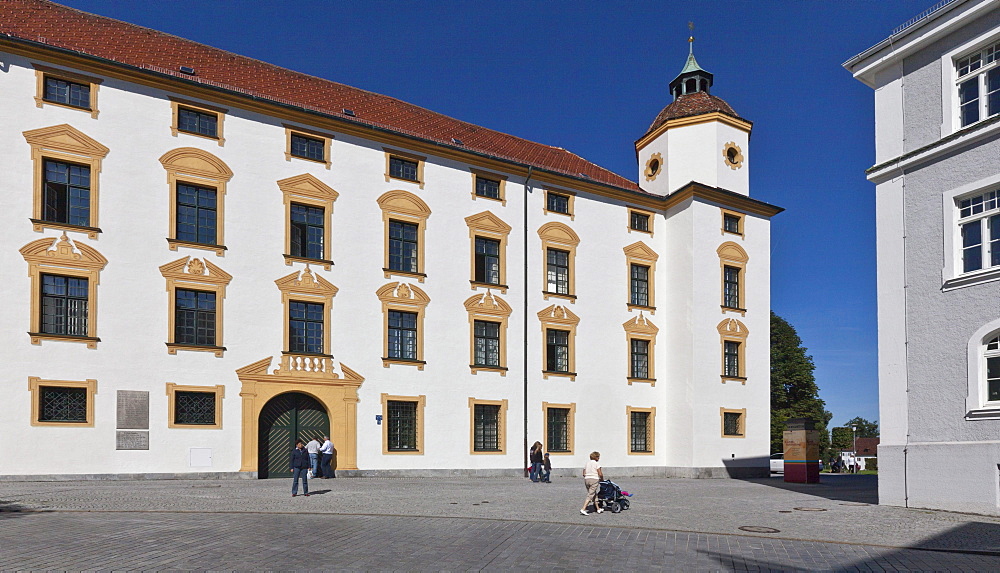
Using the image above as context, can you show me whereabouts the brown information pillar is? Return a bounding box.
[783,418,820,483]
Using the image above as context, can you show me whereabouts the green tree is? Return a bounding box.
[830,427,853,451]
[843,416,878,438]
[770,312,830,459]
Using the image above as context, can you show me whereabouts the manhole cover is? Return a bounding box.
[793,507,827,511]
[838,502,871,506]
[739,526,780,533]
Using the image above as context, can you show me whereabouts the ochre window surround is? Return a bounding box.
[159,148,233,256]
[278,174,339,270]
[720,407,747,438]
[626,406,656,455]
[538,304,580,380]
[470,168,508,205]
[381,393,426,455]
[718,318,749,384]
[33,64,102,118]
[627,207,655,236]
[538,222,581,302]
[468,397,508,454]
[23,124,109,238]
[276,268,338,356]
[283,124,333,168]
[718,242,749,315]
[383,147,426,188]
[159,256,232,357]
[169,96,226,146]
[721,208,745,236]
[624,241,658,313]
[20,234,107,348]
[377,282,430,369]
[378,190,431,282]
[542,401,576,455]
[623,314,658,385]
[466,211,512,293]
[166,383,225,429]
[543,187,576,219]
[465,292,512,375]
[28,376,97,427]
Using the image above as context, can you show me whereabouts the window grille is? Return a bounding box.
[630,411,650,452]
[39,386,87,422]
[723,412,743,436]
[174,391,216,425]
[474,404,500,451]
[546,407,569,452]
[387,400,418,451]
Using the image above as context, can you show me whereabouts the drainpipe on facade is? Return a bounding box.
[522,166,534,478]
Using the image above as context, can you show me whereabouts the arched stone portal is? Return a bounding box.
[257,392,329,479]
[236,356,364,476]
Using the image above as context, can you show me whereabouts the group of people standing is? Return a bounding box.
[289,436,334,497]
[528,441,552,483]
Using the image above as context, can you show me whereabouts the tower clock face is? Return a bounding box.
[644,152,663,181]
[722,142,744,170]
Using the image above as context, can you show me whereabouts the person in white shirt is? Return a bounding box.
[580,451,604,515]
[305,437,322,478]
[319,436,334,478]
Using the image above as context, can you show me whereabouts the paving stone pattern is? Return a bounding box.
[2,475,1000,570]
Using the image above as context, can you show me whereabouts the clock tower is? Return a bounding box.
[635,37,752,196]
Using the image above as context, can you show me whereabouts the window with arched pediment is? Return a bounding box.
[718,241,749,315]
[378,190,432,282]
[159,147,233,256]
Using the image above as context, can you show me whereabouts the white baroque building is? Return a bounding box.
[846,0,1000,515]
[0,0,780,479]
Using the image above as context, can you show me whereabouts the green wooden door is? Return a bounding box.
[258,392,329,479]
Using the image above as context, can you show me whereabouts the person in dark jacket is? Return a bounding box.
[290,440,310,497]
[529,441,543,482]
[541,453,552,483]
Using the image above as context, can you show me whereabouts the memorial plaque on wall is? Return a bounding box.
[116,390,149,429]
[116,430,149,450]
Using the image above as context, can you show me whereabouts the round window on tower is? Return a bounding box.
[722,142,744,170]
[644,153,663,181]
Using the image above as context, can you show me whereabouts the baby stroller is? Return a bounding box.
[596,479,632,513]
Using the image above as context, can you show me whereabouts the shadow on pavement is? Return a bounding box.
[699,521,1000,570]
[745,473,879,504]
[0,500,34,519]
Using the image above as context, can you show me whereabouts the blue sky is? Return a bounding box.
[63,0,931,430]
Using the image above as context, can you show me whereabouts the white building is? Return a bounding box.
[0,0,780,479]
[846,0,1000,515]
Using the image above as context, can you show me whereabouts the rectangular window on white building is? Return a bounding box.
[957,41,1000,128]
[958,189,1000,273]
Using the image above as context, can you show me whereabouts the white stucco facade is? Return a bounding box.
[0,6,779,480]
[846,0,1000,515]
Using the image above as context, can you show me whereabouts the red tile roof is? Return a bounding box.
[0,0,643,192]
[642,91,747,140]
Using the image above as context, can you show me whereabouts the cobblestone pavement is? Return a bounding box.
[2,474,1000,570]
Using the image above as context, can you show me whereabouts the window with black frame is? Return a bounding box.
[723,213,742,234]
[176,183,217,245]
[43,76,90,109]
[547,192,570,214]
[630,211,650,232]
[546,248,570,294]
[473,404,500,452]
[546,329,570,372]
[724,341,740,378]
[175,288,216,346]
[476,176,501,199]
[177,106,219,138]
[475,237,500,284]
[630,263,649,307]
[174,391,216,425]
[630,339,650,379]
[388,220,419,273]
[630,411,650,452]
[43,159,90,227]
[290,133,325,162]
[387,400,418,451]
[546,407,569,452]
[723,265,741,309]
[474,320,500,367]
[289,300,324,354]
[389,156,418,182]
[387,310,418,360]
[40,274,88,336]
[38,386,88,423]
[290,203,325,260]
